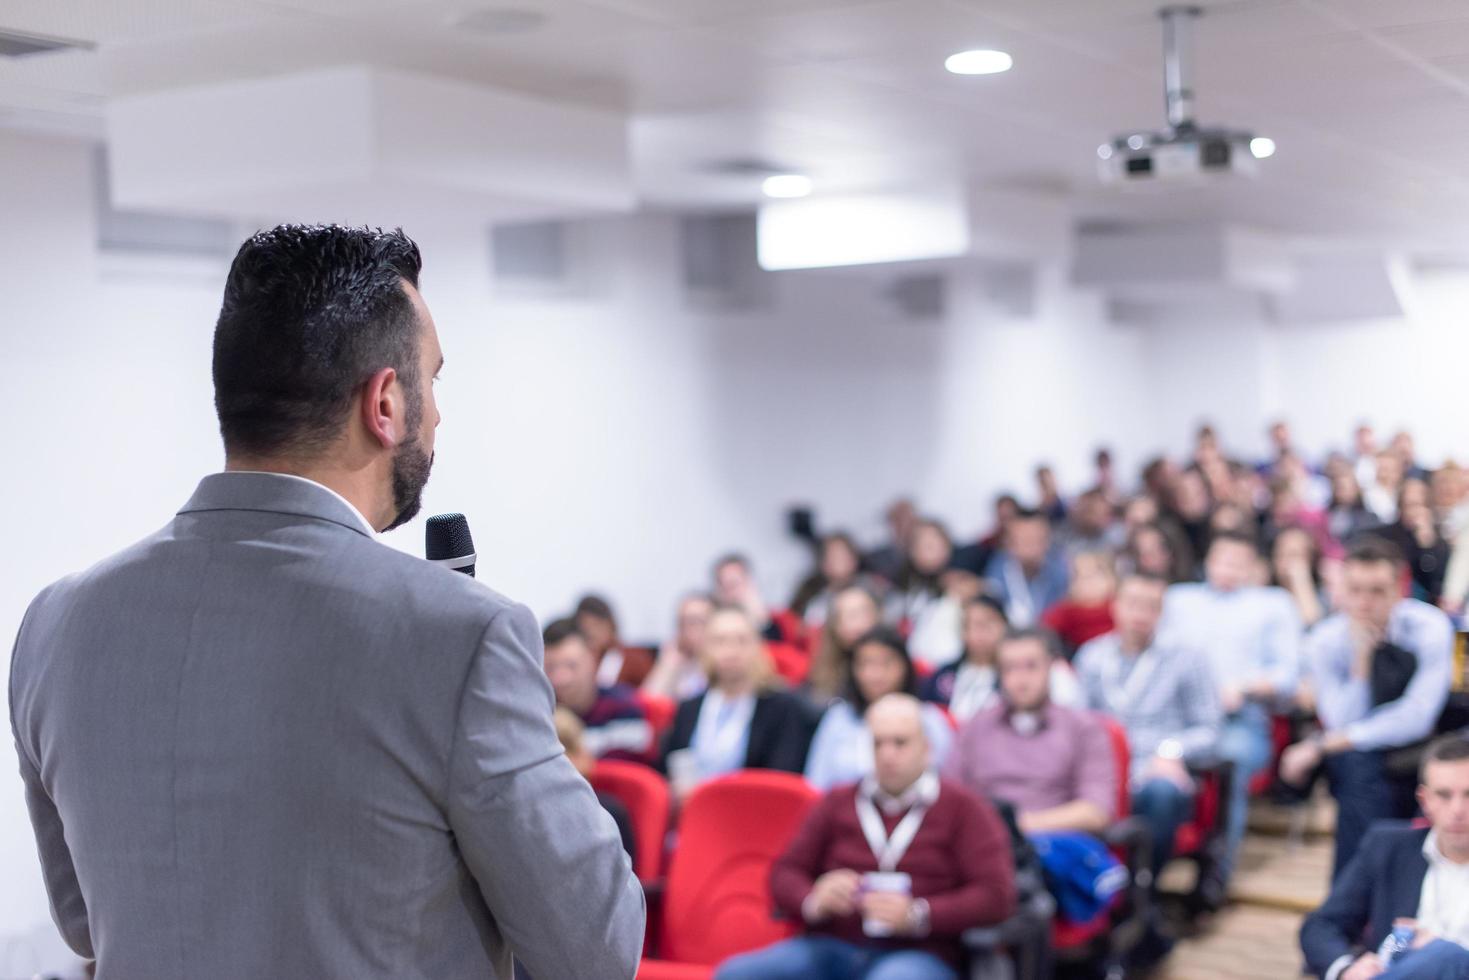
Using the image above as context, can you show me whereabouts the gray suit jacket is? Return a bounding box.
[9,473,644,979]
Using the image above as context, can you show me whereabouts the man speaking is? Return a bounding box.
[9,225,644,978]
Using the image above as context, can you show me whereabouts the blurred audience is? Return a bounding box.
[660,605,815,798]
[1076,574,1222,884]
[543,618,653,765]
[805,627,953,791]
[642,592,715,702]
[715,695,1016,980]
[575,594,652,688]
[791,532,867,627]
[1040,551,1118,656]
[1281,538,1455,880]
[944,630,1116,836]
[984,508,1070,628]
[888,519,965,671]
[1164,531,1302,884]
[1299,733,1469,980]
[809,585,886,704]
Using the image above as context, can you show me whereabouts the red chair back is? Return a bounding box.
[1097,714,1132,821]
[636,691,678,752]
[589,759,671,883]
[659,770,820,965]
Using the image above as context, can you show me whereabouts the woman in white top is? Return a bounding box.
[804,625,954,791]
[886,519,965,671]
[806,584,884,704]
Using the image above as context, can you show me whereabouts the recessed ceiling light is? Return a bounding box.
[944,49,1013,75]
[1097,144,1114,160]
[453,8,548,35]
[1249,136,1276,159]
[763,174,813,199]
[1126,134,1147,151]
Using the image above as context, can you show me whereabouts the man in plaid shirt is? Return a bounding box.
[1075,573,1223,881]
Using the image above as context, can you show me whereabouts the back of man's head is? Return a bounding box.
[213,224,423,459]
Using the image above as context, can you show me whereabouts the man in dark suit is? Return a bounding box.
[1300,732,1469,980]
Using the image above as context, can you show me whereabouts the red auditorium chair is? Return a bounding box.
[636,770,819,979]
[635,690,677,753]
[589,759,671,884]
[1042,716,1151,975]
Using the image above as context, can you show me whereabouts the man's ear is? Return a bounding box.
[359,366,400,449]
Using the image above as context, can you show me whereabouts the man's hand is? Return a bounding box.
[1144,754,1193,791]
[1280,740,1323,786]
[860,891,914,933]
[1348,621,1385,679]
[805,870,861,922]
[1220,685,1244,715]
[1341,952,1384,980]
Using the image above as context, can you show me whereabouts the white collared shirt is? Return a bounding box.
[228,471,376,536]
[860,770,941,817]
[1418,830,1469,948]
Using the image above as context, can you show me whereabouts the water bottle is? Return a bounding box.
[1376,922,1416,967]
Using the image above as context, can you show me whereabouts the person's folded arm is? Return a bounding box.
[1307,625,1372,733]
[447,603,645,980]
[1343,614,1453,750]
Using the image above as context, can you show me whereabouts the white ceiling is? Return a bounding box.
[5,0,1469,249]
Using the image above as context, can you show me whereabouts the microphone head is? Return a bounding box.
[425,513,477,578]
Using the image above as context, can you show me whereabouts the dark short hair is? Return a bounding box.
[963,594,1009,624]
[542,617,587,651]
[998,627,1061,660]
[1118,570,1169,592]
[213,224,424,457]
[846,625,918,713]
[1346,535,1405,569]
[574,594,616,624]
[1207,528,1259,556]
[1421,731,1469,783]
[1011,506,1045,523]
[712,552,751,576]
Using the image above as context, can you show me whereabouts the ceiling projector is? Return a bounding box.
[1098,5,1272,185]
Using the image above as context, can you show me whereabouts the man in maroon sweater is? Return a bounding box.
[715,694,1016,979]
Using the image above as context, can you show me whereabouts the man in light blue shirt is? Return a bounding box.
[984,509,1070,628]
[1163,530,1303,888]
[1281,537,1454,880]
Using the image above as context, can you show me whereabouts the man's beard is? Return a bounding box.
[383,438,433,532]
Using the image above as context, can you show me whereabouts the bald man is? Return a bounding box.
[716,695,1016,980]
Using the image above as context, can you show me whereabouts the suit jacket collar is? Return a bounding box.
[179,472,376,539]
[1397,827,1432,916]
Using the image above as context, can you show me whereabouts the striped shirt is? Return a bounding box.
[1074,632,1223,787]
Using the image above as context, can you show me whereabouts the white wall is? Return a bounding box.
[1132,275,1469,468]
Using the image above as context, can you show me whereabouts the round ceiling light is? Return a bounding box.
[762,174,814,198]
[945,49,1013,75]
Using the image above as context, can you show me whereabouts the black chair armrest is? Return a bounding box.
[1185,752,1231,774]
[1099,815,1149,851]
[962,890,1056,950]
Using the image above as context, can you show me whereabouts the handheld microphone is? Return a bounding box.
[425,513,477,578]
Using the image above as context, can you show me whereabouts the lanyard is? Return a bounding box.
[692,689,754,772]
[855,773,937,872]
[1102,643,1160,716]
[1003,559,1035,626]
